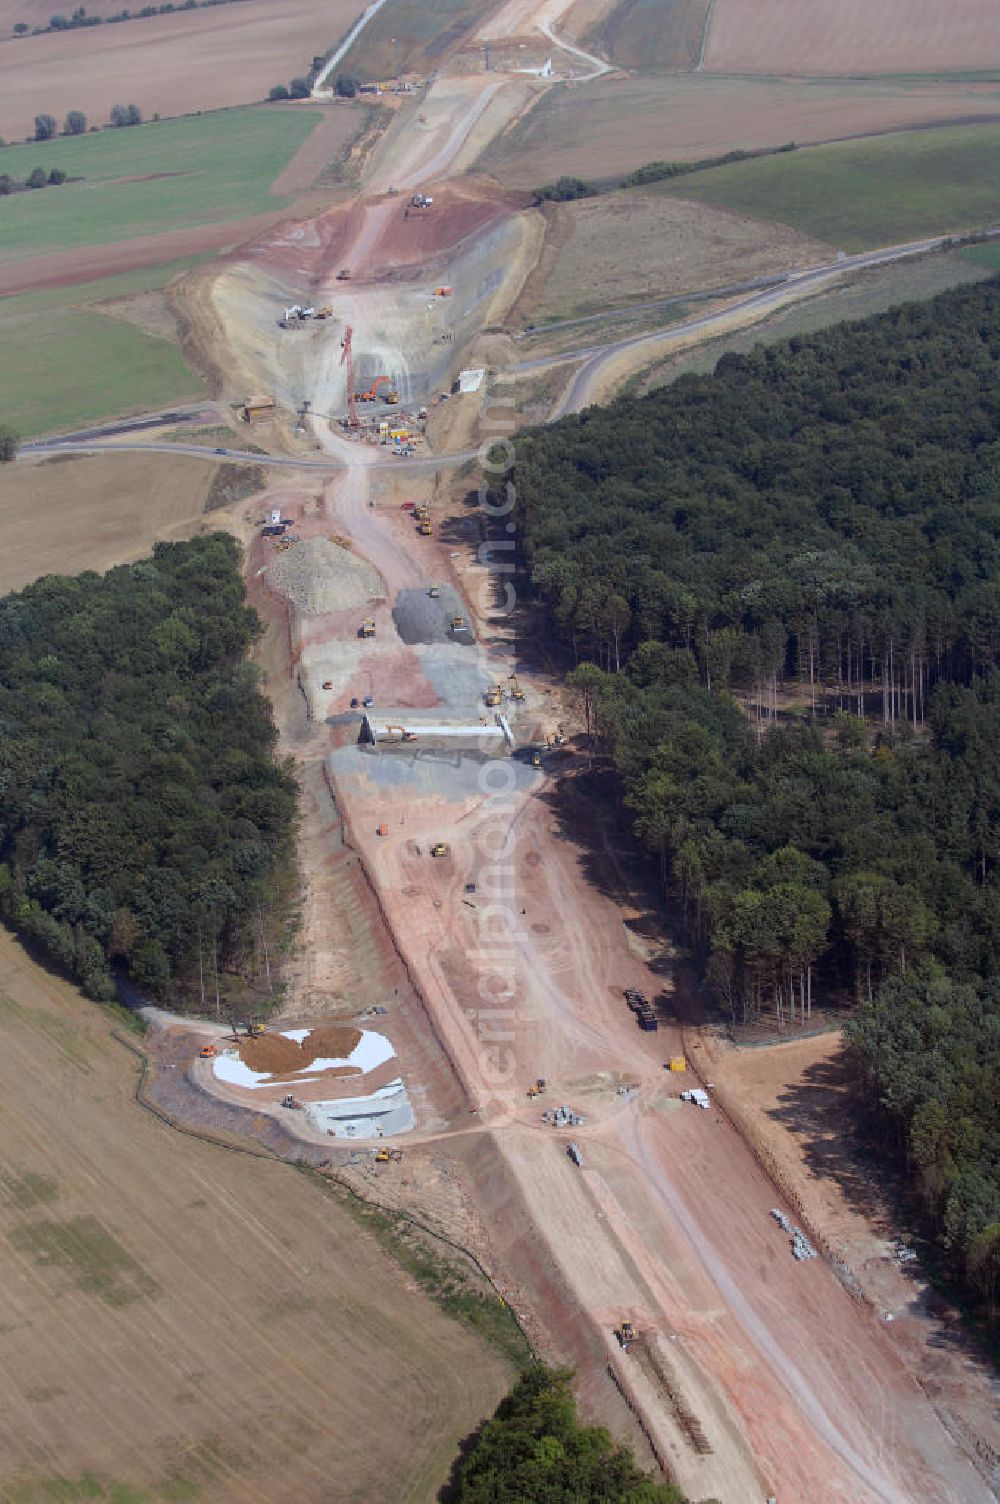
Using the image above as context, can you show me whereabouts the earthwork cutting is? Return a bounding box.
[2,0,1000,1498]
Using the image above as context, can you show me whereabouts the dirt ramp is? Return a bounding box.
[366,179,531,276]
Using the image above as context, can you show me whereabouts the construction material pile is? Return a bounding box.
[268,537,383,614]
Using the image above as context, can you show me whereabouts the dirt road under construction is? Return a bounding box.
[176,2,998,1499]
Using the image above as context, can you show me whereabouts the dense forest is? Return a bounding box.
[445,1365,684,1503]
[512,276,1000,1325]
[0,534,296,1007]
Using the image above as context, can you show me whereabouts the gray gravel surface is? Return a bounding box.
[268,537,384,614]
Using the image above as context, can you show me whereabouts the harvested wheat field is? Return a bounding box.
[0,929,514,1503]
[478,72,1000,187]
[0,0,364,142]
[0,452,227,593]
[703,0,1000,76]
[521,190,831,321]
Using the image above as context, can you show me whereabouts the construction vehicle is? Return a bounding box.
[427,583,440,597]
[281,1094,303,1110]
[322,680,333,690]
[385,389,400,405]
[532,750,542,768]
[199,1044,218,1058]
[430,842,448,857]
[409,193,433,209]
[315,305,333,319]
[508,675,526,701]
[638,1012,658,1033]
[385,725,417,743]
[375,1147,404,1163]
[336,268,351,280]
[450,614,466,631]
[245,1021,266,1039]
[413,503,429,520]
[625,988,647,1011]
[484,685,503,707]
[377,822,389,836]
[434,286,452,297]
[356,375,393,403]
[668,1056,687,1072]
[526,1079,546,1099]
[359,619,376,638]
[615,1321,636,1350]
[417,519,432,535]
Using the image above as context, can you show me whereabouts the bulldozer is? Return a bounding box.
[359,619,376,638]
[508,675,526,701]
[430,842,448,857]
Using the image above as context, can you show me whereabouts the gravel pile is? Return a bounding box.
[268,537,383,614]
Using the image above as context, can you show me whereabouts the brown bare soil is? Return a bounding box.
[238,1023,363,1074]
[517,189,831,321]
[704,0,1000,76]
[706,1031,1000,1473]
[0,214,280,297]
[0,0,365,141]
[478,72,1000,186]
[0,452,230,593]
[0,928,514,1502]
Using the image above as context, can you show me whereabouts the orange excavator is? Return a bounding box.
[356,374,398,403]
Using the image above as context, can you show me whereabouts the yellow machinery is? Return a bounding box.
[386,725,417,743]
[532,750,542,768]
[360,619,375,638]
[413,503,429,520]
[417,520,431,535]
[450,615,466,631]
[375,1147,403,1162]
[430,843,448,857]
[508,676,526,701]
[315,305,333,319]
[484,685,502,707]
[668,1056,687,1073]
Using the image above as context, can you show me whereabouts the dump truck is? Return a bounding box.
[508,676,526,701]
[427,583,440,597]
[531,751,542,768]
[484,685,502,707]
[417,520,432,535]
[199,1044,218,1058]
[638,1012,658,1032]
[359,619,376,638]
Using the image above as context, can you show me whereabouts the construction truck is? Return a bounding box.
[246,1020,266,1039]
[427,584,441,598]
[409,193,433,209]
[413,503,429,520]
[281,1094,303,1110]
[315,305,333,319]
[336,268,351,280]
[199,1044,218,1059]
[417,519,432,535]
[526,1078,546,1099]
[434,286,452,297]
[508,676,526,701]
[668,1056,687,1073]
[430,842,448,857]
[359,619,376,638]
[484,685,502,707]
[615,1321,636,1351]
[450,614,466,631]
[532,750,542,768]
[375,1147,404,1163]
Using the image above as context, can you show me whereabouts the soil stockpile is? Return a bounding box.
[267,537,383,614]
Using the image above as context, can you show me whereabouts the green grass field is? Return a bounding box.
[652,124,1000,250]
[0,260,206,436]
[0,107,320,261]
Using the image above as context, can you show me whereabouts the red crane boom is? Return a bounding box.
[340,324,358,428]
